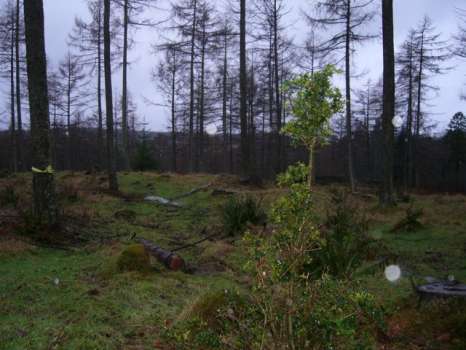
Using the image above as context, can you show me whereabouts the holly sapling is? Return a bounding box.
[282,65,343,190]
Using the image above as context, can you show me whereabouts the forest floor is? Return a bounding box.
[0,172,465,350]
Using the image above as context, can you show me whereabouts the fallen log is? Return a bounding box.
[144,195,183,208]
[170,182,213,201]
[136,238,185,271]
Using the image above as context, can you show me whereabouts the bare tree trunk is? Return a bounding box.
[24,0,58,225]
[97,2,104,169]
[404,45,414,192]
[15,0,23,171]
[239,0,249,178]
[222,31,228,172]
[273,0,282,174]
[10,13,17,173]
[248,62,256,178]
[188,0,197,172]
[268,30,274,175]
[261,100,266,177]
[171,49,177,172]
[66,57,72,170]
[229,85,234,173]
[414,32,424,189]
[121,0,130,169]
[365,84,371,178]
[199,24,206,172]
[345,0,356,192]
[380,0,395,206]
[104,0,118,191]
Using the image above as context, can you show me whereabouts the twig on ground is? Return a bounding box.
[170,182,213,201]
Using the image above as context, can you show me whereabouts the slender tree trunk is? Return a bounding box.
[199,25,206,172]
[268,30,274,175]
[380,0,395,206]
[52,104,58,169]
[273,0,282,174]
[171,49,177,172]
[10,14,17,173]
[239,0,249,178]
[414,33,424,189]
[66,58,72,170]
[188,0,197,172]
[24,0,58,225]
[15,0,23,171]
[121,0,130,169]
[229,85,234,173]
[222,31,228,172]
[97,2,104,169]
[405,45,414,192]
[261,100,266,177]
[345,0,356,192]
[248,62,256,177]
[365,84,371,178]
[104,0,118,191]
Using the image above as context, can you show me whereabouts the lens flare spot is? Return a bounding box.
[385,265,401,282]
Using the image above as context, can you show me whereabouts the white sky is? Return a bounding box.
[1,0,465,132]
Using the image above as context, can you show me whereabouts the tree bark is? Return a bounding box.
[104,0,118,191]
[10,11,17,173]
[171,48,177,172]
[239,0,250,178]
[229,86,234,173]
[24,0,58,225]
[414,31,425,189]
[66,55,72,170]
[97,2,104,169]
[346,0,356,192]
[273,0,282,174]
[188,0,197,172]
[222,30,228,173]
[405,42,414,192]
[380,0,395,206]
[15,0,23,171]
[198,23,206,172]
[121,0,130,169]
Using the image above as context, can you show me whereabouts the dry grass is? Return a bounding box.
[0,238,34,254]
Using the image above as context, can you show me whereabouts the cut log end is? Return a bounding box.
[136,238,186,271]
[167,255,185,271]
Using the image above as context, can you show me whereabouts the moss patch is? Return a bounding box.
[117,244,152,273]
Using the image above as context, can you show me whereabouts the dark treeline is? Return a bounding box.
[1,0,466,196]
[0,123,465,193]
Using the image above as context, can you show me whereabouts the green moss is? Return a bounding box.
[116,244,151,273]
[178,289,228,328]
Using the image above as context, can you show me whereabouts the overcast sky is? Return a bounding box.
[1,0,465,133]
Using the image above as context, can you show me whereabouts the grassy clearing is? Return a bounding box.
[0,172,465,349]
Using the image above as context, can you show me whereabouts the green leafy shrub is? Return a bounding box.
[0,185,19,208]
[222,196,266,236]
[246,166,382,348]
[311,188,371,278]
[276,162,308,185]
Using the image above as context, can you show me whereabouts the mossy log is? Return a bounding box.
[136,238,185,271]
